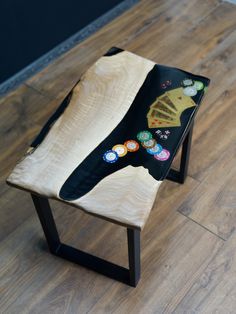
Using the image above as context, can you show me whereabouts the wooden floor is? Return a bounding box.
[1,0,236,312]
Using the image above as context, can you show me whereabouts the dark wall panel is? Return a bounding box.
[0,0,124,83]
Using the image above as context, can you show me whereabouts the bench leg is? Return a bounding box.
[31,194,141,287]
[166,122,194,184]
[127,228,141,286]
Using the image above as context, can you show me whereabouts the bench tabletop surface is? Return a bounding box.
[7,48,210,229]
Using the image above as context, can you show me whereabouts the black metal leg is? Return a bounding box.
[31,194,61,254]
[166,122,193,184]
[179,122,193,183]
[127,228,141,287]
[31,194,141,287]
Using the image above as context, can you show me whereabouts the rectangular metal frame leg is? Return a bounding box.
[166,122,194,184]
[127,228,140,286]
[31,194,141,287]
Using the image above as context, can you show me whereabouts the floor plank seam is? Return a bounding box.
[178,211,226,241]
[187,174,201,183]
[24,83,56,101]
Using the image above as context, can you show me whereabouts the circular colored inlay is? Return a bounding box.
[124,140,139,152]
[154,149,170,161]
[137,131,153,142]
[103,150,119,163]
[183,86,197,97]
[112,144,128,157]
[147,144,163,155]
[182,78,194,87]
[141,138,157,149]
[194,80,204,91]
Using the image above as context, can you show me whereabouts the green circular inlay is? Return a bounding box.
[194,80,204,91]
[137,131,153,142]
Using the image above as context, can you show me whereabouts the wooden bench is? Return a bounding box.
[7,47,210,286]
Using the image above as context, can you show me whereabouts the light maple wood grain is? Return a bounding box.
[76,166,162,229]
[7,51,160,229]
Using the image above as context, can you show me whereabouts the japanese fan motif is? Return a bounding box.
[147,88,196,128]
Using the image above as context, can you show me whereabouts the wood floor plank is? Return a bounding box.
[0,84,61,180]
[171,28,236,174]
[172,231,236,314]
[127,0,224,67]
[178,142,236,240]
[0,189,33,242]
[175,27,236,238]
[189,78,236,181]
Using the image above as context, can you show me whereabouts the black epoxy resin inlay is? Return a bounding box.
[59,63,210,201]
[104,47,124,56]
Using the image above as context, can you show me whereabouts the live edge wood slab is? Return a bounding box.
[7,47,210,230]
